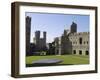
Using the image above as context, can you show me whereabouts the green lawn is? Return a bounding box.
[26,55,89,65]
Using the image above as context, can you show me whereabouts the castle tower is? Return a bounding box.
[26,16,31,56]
[70,22,77,33]
[35,31,40,45]
[34,31,47,51]
[43,31,46,46]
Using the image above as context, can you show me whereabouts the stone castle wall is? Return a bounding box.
[69,32,89,55]
[54,22,89,56]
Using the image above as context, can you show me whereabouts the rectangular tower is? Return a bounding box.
[43,31,46,46]
[26,16,31,56]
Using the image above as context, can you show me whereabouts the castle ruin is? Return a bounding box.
[26,16,89,56]
[54,22,89,55]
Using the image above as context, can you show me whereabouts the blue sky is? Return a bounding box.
[26,12,89,43]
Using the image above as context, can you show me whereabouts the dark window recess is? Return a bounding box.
[79,37,82,44]
[79,50,82,55]
[87,41,88,44]
[73,50,76,54]
[86,51,89,55]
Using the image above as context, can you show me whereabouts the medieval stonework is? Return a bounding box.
[54,22,89,55]
[26,16,47,56]
[26,16,31,56]
[26,16,89,56]
[34,31,47,51]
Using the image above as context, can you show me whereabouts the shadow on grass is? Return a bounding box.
[26,63,74,67]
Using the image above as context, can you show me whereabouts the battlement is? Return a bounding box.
[69,32,89,36]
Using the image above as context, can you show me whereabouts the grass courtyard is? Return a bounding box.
[26,55,89,66]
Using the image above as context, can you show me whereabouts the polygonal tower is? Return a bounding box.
[70,22,77,33]
[34,31,40,46]
[26,16,31,56]
[43,31,46,46]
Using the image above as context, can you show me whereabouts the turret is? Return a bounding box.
[70,22,77,33]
